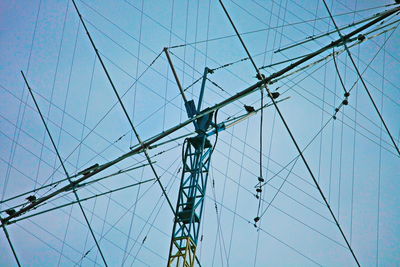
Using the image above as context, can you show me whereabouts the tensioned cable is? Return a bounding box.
[168,3,394,49]
[259,114,335,219]
[218,1,360,266]
[34,0,70,191]
[122,0,145,262]
[5,2,396,264]
[349,0,359,244]
[0,121,140,207]
[54,22,81,266]
[2,0,42,211]
[209,149,357,256]
[138,131,338,264]
[210,155,346,244]
[55,155,182,265]
[189,21,397,92]
[207,195,323,266]
[270,25,400,154]
[71,0,173,212]
[75,55,96,175]
[106,0,398,121]
[268,26,397,85]
[89,155,182,265]
[134,125,352,255]
[227,118,250,261]
[277,65,397,156]
[21,72,109,267]
[212,113,235,264]
[332,48,349,95]
[120,0,253,88]
[65,11,394,262]
[7,179,155,225]
[162,0,175,130]
[0,103,146,206]
[0,49,163,204]
[0,221,21,266]
[327,16,337,202]
[170,0,400,108]
[180,0,190,123]
[241,0,400,108]
[205,78,386,214]
[192,13,393,191]
[321,0,400,156]
[237,62,357,191]
[170,2,398,115]
[72,2,192,239]
[64,156,177,264]
[334,47,347,221]
[209,166,229,266]
[1,40,390,211]
[26,217,134,266]
[376,33,386,267]
[3,143,177,264]
[255,2,283,260]
[86,153,179,266]
[214,133,332,221]
[6,0,164,203]
[41,49,163,189]
[128,161,181,266]
[190,0,201,98]
[227,91,338,206]
[15,222,92,266]
[76,54,98,264]
[196,91,351,265]
[273,4,382,53]
[0,81,190,209]
[317,41,329,185]
[0,161,153,213]
[350,44,360,243]
[199,2,213,260]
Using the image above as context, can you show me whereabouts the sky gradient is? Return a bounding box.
[1,0,399,266]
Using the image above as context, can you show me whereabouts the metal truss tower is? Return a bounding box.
[168,131,213,267]
[165,49,214,266]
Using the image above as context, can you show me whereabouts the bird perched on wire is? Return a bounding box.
[268,91,280,99]
[5,209,16,216]
[244,105,255,113]
[26,195,37,203]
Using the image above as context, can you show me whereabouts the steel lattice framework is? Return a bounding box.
[1,2,399,266]
[168,134,213,267]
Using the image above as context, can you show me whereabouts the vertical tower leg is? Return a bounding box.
[168,134,213,267]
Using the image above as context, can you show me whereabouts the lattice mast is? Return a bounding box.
[164,49,215,267]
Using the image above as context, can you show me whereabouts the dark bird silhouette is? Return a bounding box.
[26,195,37,202]
[5,209,16,216]
[244,105,255,113]
[268,92,280,99]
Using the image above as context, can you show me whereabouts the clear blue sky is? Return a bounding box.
[1,0,399,266]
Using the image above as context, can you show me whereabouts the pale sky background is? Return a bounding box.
[0,0,399,266]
